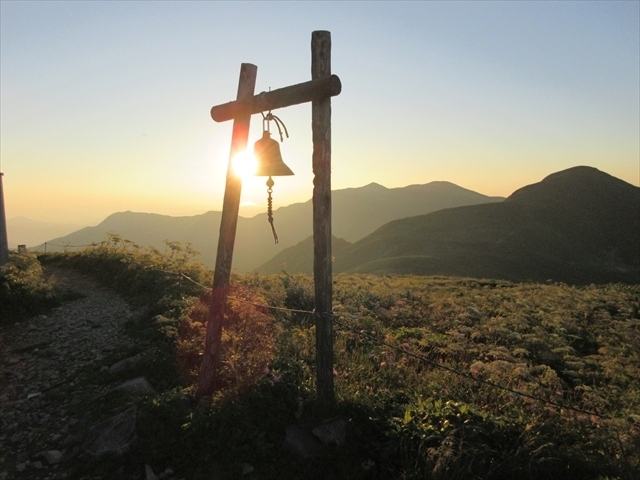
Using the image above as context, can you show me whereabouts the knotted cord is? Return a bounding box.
[266,176,278,244]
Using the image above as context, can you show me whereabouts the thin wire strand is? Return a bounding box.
[220,295,615,421]
[330,315,612,420]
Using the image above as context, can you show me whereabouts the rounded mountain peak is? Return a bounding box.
[507,166,638,208]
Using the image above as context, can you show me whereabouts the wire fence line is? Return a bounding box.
[44,243,98,248]
[25,242,103,253]
[153,268,617,421]
[26,248,624,422]
[329,315,615,420]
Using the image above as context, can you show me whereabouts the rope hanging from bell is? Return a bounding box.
[263,111,288,142]
[253,110,294,244]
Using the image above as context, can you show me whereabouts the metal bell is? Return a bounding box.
[253,130,294,177]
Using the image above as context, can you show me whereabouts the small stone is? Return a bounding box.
[241,463,254,475]
[32,461,44,469]
[145,464,159,480]
[108,352,145,374]
[114,377,156,396]
[284,424,323,459]
[83,407,137,457]
[43,450,64,465]
[158,468,175,479]
[312,416,349,446]
[16,463,26,472]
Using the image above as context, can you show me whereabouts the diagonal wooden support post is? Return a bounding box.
[198,63,257,397]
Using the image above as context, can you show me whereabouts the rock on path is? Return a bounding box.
[0,267,142,479]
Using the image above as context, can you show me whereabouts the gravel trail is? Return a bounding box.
[0,267,141,479]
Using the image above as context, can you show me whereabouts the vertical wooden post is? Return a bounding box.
[0,173,9,266]
[312,31,334,405]
[198,63,257,397]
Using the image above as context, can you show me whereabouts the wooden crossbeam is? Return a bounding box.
[210,74,341,122]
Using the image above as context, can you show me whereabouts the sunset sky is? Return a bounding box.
[1,1,638,225]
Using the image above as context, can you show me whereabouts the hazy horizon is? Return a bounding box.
[2,1,638,225]
[8,176,506,236]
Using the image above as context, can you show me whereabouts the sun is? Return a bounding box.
[232,150,258,179]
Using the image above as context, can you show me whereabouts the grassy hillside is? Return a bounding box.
[254,235,352,274]
[20,243,640,479]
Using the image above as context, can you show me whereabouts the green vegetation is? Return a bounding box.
[41,233,212,316]
[14,240,640,479]
[0,251,67,324]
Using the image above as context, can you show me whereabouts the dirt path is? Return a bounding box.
[0,267,142,479]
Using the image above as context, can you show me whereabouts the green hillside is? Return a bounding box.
[254,235,352,274]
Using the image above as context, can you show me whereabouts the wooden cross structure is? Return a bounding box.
[197,31,341,405]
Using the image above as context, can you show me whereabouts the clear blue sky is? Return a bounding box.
[1,1,638,224]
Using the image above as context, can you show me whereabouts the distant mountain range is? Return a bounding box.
[260,166,638,284]
[31,166,639,284]
[35,181,503,272]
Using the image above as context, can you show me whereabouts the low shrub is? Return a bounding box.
[0,252,62,324]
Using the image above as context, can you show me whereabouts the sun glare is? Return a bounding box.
[232,150,258,179]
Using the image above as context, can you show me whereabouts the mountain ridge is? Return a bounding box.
[331,166,639,284]
[35,180,503,272]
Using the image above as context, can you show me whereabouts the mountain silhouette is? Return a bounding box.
[331,166,639,284]
[37,181,502,272]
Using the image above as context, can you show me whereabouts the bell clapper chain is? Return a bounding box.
[266,176,278,244]
[257,110,291,244]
